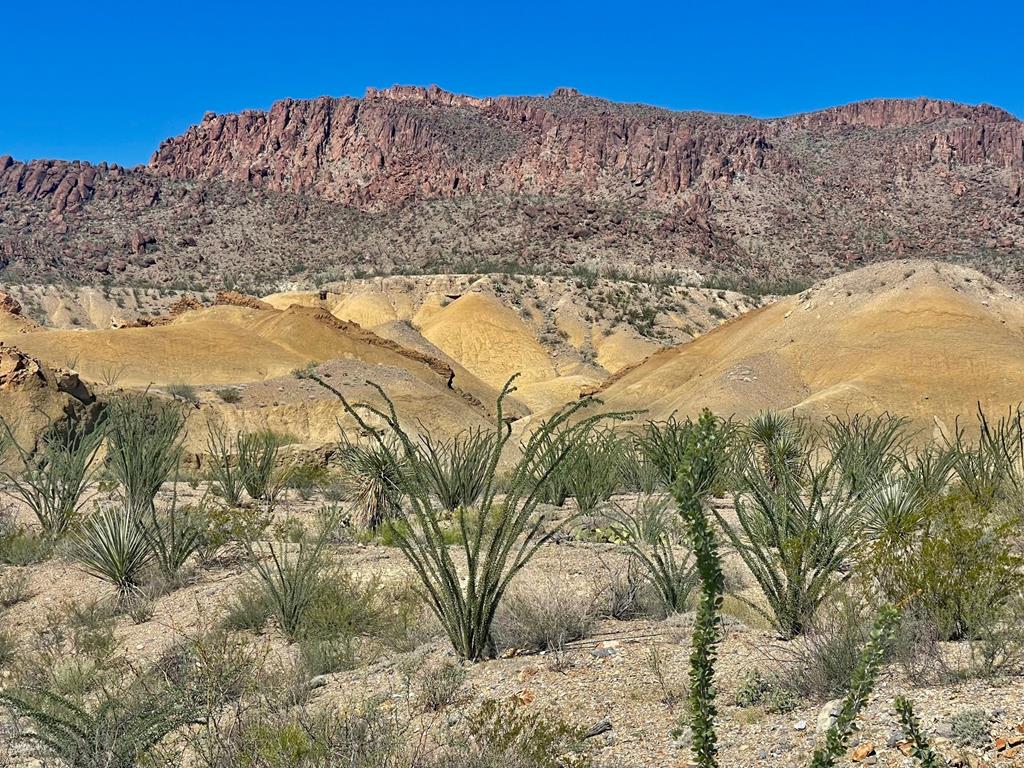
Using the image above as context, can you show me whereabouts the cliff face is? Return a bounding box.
[145,88,1024,209]
[0,87,1022,289]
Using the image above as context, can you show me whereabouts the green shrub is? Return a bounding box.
[0,568,31,607]
[283,463,330,500]
[909,490,1022,644]
[0,414,106,537]
[732,669,797,713]
[215,387,243,404]
[607,495,695,615]
[416,427,497,513]
[462,698,591,768]
[894,697,946,768]
[105,395,186,518]
[0,508,50,564]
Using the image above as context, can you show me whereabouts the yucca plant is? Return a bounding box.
[0,681,196,768]
[743,410,809,489]
[105,395,186,518]
[607,495,696,615]
[337,435,407,530]
[859,478,927,602]
[73,503,152,599]
[416,427,497,513]
[300,368,623,660]
[0,415,106,537]
[722,439,861,639]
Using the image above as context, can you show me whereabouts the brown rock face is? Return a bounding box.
[1,86,1023,288]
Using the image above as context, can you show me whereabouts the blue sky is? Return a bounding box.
[4,0,1022,166]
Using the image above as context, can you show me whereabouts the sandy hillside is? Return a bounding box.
[596,260,1024,434]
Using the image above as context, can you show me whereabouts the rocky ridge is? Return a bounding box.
[0,87,1022,289]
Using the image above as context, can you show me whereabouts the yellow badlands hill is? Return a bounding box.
[596,261,1024,435]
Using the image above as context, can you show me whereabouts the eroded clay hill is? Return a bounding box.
[596,260,1024,435]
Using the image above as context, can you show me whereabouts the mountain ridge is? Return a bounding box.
[1,86,1022,291]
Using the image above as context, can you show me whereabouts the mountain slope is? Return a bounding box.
[0,87,1021,290]
[595,260,1024,434]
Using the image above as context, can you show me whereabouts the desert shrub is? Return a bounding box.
[238,430,286,502]
[561,428,626,514]
[0,567,31,607]
[784,593,873,702]
[0,414,106,537]
[460,698,591,768]
[416,427,497,513]
[224,581,274,632]
[901,489,1019,659]
[0,507,50,564]
[197,505,270,565]
[0,629,16,669]
[215,387,242,403]
[948,708,992,749]
[168,381,199,404]
[732,669,797,713]
[284,463,330,500]
[300,370,617,661]
[105,395,186,518]
[416,662,468,712]
[722,425,861,639]
[336,435,407,530]
[73,503,153,599]
[824,412,910,500]
[607,495,695,615]
[492,578,596,653]
[598,555,659,620]
[190,703,407,768]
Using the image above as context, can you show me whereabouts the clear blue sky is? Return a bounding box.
[4,0,1022,167]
